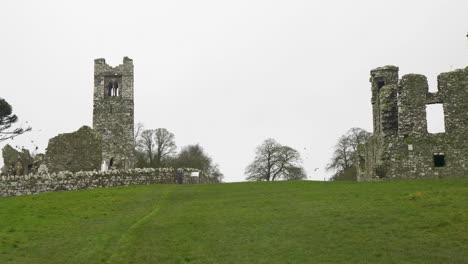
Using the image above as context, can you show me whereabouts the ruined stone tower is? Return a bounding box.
[357,66,468,181]
[369,66,399,137]
[93,57,135,169]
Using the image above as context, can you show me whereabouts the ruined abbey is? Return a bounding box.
[40,57,136,172]
[3,57,468,190]
[357,66,468,181]
[0,57,205,197]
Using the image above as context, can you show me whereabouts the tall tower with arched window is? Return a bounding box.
[93,57,135,169]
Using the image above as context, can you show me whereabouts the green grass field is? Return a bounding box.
[1,180,468,263]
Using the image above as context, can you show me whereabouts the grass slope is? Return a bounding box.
[1,180,468,263]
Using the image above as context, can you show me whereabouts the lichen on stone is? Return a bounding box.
[357,66,468,181]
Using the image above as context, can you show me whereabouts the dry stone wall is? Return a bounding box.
[0,168,200,198]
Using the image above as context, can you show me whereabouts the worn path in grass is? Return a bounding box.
[1,180,468,263]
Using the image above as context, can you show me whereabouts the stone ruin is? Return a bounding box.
[357,66,468,181]
[45,126,102,173]
[36,57,136,173]
[93,57,135,170]
[0,57,216,197]
[1,145,34,176]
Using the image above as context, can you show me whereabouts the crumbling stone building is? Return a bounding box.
[1,145,34,176]
[93,57,135,169]
[357,66,468,181]
[45,126,102,173]
[40,57,135,172]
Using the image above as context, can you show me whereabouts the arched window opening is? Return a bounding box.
[113,81,119,97]
[107,82,113,96]
[105,79,121,97]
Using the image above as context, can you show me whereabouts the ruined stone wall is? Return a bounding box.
[438,69,468,134]
[1,145,34,176]
[0,168,200,198]
[369,66,399,136]
[93,57,135,170]
[384,134,467,179]
[357,66,468,181]
[398,75,428,136]
[357,136,382,180]
[45,126,102,173]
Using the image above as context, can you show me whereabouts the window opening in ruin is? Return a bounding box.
[433,154,445,167]
[105,81,120,97]
[377,81,385,89]
[426,104,445,133]
[107,82,113,96]
[376,79,385,92]
[113,81,119,97]
[109,158,114,169]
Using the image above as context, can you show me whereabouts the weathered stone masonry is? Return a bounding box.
[45,126,102,173]
[0,57,210,198]
[357,66,468,181]
[0,168,200,198]
[93,57,135,170]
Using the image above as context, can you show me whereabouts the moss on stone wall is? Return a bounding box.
[1,145,34,176]
[93,57,135,170]
[358,66,468,181]
[0,168,202,197]
[45,126,102,173]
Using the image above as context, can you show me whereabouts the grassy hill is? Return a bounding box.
[1,180,467,263]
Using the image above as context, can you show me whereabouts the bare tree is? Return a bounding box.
[283,165,307,181]
[326,127,371,180]
[134,122,144,147]
[208,164,224,183]
[0,98,31,142]
[138,129,156,165]
[245,138,306,181]
[133,123,147,167]
[348,127,372,153]
[137,128,177,167]
[327,135,353,173]
[154,128,177,167]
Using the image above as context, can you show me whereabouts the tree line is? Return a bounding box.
[243,127,372,182]
[133,123,223,183]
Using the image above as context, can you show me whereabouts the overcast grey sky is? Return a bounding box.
[1,0,467,182]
